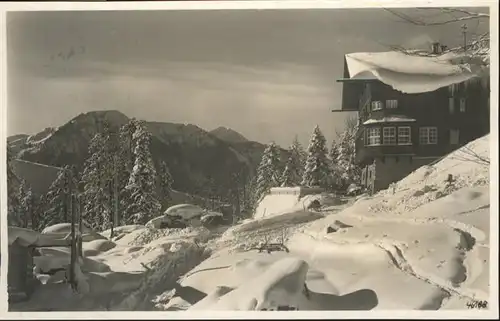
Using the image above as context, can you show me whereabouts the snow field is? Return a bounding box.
[9,134,491,312]
[161,134,491,311]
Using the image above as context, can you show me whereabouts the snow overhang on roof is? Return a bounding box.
[363,116,417,125]
[344,51,481,94]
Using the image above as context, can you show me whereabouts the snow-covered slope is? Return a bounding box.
[9,135,492,312]
[156,135,492,311]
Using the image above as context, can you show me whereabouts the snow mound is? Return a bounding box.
[161,249,381,311]
[164,204,205,220]
[369,134,490,215]
[254,191,332,220]
[101,225,146,239]
[345,51,482,94]
[82,239,117,257]
[42,223,92,234]
[398,135,489,191]
[254,193,300,219]
[115,242,211,310]
[291,134,491,309]
[114,226,211,247]
[191,257,309,310]
[145,216,168,229]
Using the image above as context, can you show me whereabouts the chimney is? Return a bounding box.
[431,42,441,54]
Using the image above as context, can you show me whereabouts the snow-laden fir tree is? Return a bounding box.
[40,166,71,229]
[82,121,122,230]
[327,139,342,191]
[81,133,110,230]
[34,194,47,232]
[158,160,174,209]
[227,164,250,221]
[18,179,36,229]
[280,136,306,187]
[335,121,361,189]
[117,118,141,222]
[255,142,282,201]
[302,125,330,188]
[125,121,161,224]
[242,174,258,218]
[100,121,121,230]
[292,135,307,169]
[6,147,22,227]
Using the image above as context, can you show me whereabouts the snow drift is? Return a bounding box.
[160,134,490,311]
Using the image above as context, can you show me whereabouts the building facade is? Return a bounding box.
[336,51,490,193]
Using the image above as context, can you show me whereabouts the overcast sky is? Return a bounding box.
[7,8,488,147]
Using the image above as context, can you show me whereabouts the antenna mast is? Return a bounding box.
[461,24,468,52]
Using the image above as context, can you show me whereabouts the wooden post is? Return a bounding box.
[76,193,83,258]
[78,193,83,257]
[113,155,119,237]
[68,169,77,292]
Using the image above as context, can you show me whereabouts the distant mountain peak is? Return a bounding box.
[210,126,249,143]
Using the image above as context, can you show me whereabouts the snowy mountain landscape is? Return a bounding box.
[4,5,494,316]
[7,133,491,312]
[8,110,282,201]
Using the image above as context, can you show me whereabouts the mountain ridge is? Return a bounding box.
[209,126,249,144]
[8,110,290,201]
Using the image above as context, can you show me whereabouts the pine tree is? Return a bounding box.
[242,174,258,218]
[81,133,108,230]
[41,166,70,229]
[336,123,361,189]
[33,194,46,231]
[302,125,330,188]
[158,160,174,209]
[81,121,123,231]
[118,118,140,223]
[125,121,161,224]
[327,139,342,191]
[255,142,282,201]
[100,121,120,230]
[6,147,22,227]
[292,135,307,170]
[227,165,250,221]
[18,179,36,229]
[280,136,305,187]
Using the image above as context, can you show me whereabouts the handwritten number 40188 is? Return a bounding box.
[466,300,488,309]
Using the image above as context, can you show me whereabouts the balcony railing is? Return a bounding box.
[355,143,416,163]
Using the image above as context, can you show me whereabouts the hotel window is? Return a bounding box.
[459,98,466,112]
[383,127,396,145]
[398,127,412,145]
[371,101,383,111]
[450,129,460,145]
[386,99,398,109]
[449,97,455,114]
[419,127,438,145]
[366,127,381,146]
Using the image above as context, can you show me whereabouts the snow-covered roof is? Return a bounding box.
[344,51,480,94]
[363,116,416,125]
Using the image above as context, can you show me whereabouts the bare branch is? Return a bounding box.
[384,7,489,26]
[449,144,490,167]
